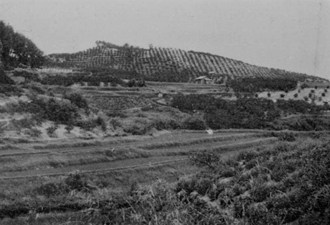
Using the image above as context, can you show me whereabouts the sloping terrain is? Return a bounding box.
[46,42,320,81]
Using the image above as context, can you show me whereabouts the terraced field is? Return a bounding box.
[0,131,277,182]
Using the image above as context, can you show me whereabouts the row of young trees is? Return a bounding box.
[0,21,44,68]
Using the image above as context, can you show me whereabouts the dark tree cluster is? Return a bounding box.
[0,21,44,68]
[229,77,298,93]
[171,94,325,129]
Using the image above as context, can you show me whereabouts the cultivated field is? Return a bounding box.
[0,129,280,220]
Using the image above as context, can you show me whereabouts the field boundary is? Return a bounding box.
[0,158,188,180]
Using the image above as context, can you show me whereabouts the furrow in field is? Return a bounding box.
[0,156,187,179]
[138,133,264,150]
[0,137,277,180]
[0,132,260,157]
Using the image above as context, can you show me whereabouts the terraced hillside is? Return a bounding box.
[45,42,318,82]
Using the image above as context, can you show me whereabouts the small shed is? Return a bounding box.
[194,76,212,84]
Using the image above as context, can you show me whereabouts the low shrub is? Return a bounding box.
[75,119,98,131]
[236,150,258,162]
[23,82,46,94]
[277,132,296,142]
[64,92,89,109]
[190,150,221,170]
[65,124,74,133]
[24,128,42,137]
[47,124,58,137]
[182,116,207,130]
[96,116,107,131]
[0,84,23,96]
[124,123,151,135]
[109,119,121,129]
[0,69,15,85]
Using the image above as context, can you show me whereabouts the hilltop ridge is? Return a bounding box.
[45,41,324,82]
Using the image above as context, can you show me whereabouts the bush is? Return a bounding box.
[24,128,42,137]
[294,93,298,98]
[0,84,23,96]
[0,69,15,85]
[267,92,271,97]
[96,116,107,131]
[25,83,46,94]
[64,171,92,192]
[64,92,88,109]
[65,124,74,133]
[277,132,296,142]
[190,150,221,170]
[109,119,121,129]
[75,119,98,131]
[322,93,326,97]
[280,94,285,98]
[124,124,149,135]
[47,124,58,137]
[182,116,207,130]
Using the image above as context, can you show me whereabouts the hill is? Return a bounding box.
[45,41,324,82]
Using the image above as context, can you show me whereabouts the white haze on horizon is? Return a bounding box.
[0,0,329,79]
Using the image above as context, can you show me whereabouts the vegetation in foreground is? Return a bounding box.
[0,135,329,224]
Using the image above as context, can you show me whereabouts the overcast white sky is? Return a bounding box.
[0,0,329,79]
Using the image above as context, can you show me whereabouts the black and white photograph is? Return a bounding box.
[0,0,329,224]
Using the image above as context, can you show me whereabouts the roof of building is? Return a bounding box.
[195,76,212,81]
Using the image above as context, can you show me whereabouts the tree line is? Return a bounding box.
[228,77,299,93]
[171,94,327,130]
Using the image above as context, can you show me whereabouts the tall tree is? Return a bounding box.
[0,20,44,68]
